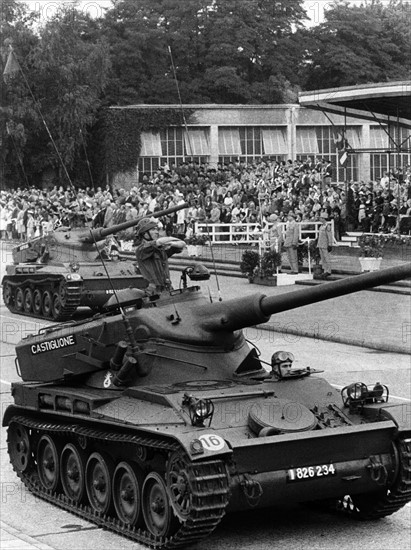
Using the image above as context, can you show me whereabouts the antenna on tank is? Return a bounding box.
[167,45,222,301]
[168,45,193,156]
[88,228,141,363]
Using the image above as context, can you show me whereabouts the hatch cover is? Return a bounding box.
[248,398,317,435]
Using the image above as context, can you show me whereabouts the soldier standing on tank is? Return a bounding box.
[283,212,299,274]
[135,218,186,294]
[316,212,333,279]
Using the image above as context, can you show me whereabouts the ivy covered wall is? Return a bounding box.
[92,107,196,187]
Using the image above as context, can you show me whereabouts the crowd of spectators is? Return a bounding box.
[1,158,411,243]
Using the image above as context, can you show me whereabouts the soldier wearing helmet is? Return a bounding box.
[270,351,295,379]
[135,217,186,293]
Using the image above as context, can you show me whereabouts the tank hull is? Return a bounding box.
[2,261,147,321]
[3,374,411,547]
[3,264,411,548]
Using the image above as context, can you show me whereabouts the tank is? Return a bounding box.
[1,203,187,321]
[3,263,411,548]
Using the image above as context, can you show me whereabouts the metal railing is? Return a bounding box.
[194,220,335,244]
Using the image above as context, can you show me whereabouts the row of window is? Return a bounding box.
[138,126,411,182]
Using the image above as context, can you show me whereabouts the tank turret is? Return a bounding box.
[13,263,411,384]
[11,202,188,264]
[2,203,188,320]
[4,263,411,548]
[195,263,411,332]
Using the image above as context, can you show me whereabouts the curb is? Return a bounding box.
[1,521,55,550]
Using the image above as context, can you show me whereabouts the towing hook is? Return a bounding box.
[240,474,263,508]
[367,456,388,485]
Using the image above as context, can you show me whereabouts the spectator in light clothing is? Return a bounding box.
[268,213,283,272]
[316,212,333,278]
[284,212,299,274]
[268,214,283,253]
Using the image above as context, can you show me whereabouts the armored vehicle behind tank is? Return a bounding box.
[2,203,186,321]
[3,263,411,548]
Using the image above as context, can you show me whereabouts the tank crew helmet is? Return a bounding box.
[135,218,158,239]
[271,350,295,378]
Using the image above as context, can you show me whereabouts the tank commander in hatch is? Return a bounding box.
[270,351,295,379]
[135,218,186,294]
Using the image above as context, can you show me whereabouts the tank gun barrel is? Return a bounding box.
[197,264,411,333]
[84,202,189,243]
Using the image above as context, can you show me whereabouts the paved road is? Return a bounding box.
[170,270,411,354]
[0,243,410,550]
[1,329,410,550]
[1,241,410,353]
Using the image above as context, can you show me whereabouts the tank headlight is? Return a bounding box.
[67,273,82,281]
[183,394,214,427]
[348,382,367,400]
[195,400,210,418]
[341,381,389,411]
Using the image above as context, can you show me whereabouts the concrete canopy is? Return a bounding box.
[299,81,411,129]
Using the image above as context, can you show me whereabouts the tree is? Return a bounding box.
[1,0,40,186]
[299,0,411,90]
[2,4,110,187]
[101,0,307,104]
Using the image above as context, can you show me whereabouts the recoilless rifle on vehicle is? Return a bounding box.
[3,262,411,548]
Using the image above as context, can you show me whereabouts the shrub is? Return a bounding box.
[240,250,260,278]
[240,249,281,279]
[260,250,282,277]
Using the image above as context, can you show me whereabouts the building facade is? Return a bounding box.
[111,104,411,184]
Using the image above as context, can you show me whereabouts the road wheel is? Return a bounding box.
[15,287,24,311]
[142,472,179,538]
[85,452,114,515]
[3,283,13,307]
[37,435,61,492]
[166,451,193,521]
[52,294,63,320]
[59,281,68,306]
[23,288,33,313]
[60,443,86,503]
[113,462,144,527]
[33,289,42,315]
[42,290,53,317]
[7,423,33,473]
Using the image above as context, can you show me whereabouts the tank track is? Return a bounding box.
[2,276,82,321]
[8,415,231,549]
[337,437,411,520]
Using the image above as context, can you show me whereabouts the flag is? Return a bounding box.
[333,132,344,148]
[333,131,349,151]
[339,151,348,167]
[3,48,20,83]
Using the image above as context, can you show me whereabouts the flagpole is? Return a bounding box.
[344,107,347,186]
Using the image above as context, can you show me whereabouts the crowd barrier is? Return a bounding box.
[193,220,336,245]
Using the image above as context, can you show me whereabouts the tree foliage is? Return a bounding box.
[299,0,411,90]
[2,2,110,187]
[2,0,410,188]
[101,0,306,104]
